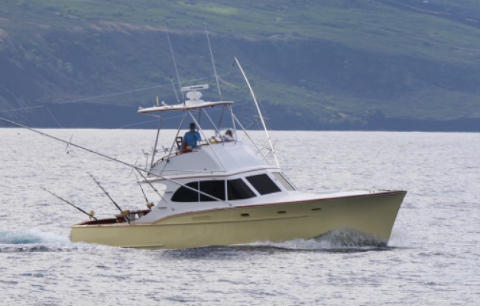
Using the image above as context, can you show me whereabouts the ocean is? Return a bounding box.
[0,129,479,305]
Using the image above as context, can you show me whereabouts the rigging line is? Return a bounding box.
[0,116,231,206]
[201,108,220,136]
[114,118,160,129]
[135,169,169,203]
[0,116,147,174]
[217,105,226,130]
[116,112,186,129]
[128,157,140,177]
[0,105,44,114]
[229,105,237,142]
[134,173,150,204]
[165,25,183,102]
[232,113,270,165]
[205,25,223,100]
[45,105,62,128]
[159,112,187,176]
[187,111,226,171]
[51,83,172,105]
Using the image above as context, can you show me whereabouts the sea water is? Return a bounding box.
[0,129,479,305]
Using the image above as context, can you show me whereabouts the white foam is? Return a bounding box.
[246,228,387,250]
[0,229,69,245]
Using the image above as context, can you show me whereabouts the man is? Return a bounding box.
[182,122,201,152]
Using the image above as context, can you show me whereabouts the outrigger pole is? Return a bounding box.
[205,26,223,101]
[41,187,97,221]
[234,57,280,168]
[165,24,183,103]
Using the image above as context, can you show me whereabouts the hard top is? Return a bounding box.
[138,100,233,114]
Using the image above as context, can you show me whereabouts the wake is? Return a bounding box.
[0,229,94,253]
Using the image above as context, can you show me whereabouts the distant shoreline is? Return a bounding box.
[1,102,479,132]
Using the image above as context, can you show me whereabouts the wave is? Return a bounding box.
[251,228,389,252]
[0,229,69,244]
[0,229,79,252]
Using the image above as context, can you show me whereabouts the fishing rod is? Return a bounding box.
[41,187,97,221]
[88,173,130,223]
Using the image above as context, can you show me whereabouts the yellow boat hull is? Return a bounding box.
[70,191,406,249]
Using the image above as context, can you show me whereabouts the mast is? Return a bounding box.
[234,57,280,168]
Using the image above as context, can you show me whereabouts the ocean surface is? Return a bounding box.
[0,129,479,305]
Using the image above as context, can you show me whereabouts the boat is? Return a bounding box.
[69,63,406,248]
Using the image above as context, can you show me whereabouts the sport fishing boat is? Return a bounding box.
[69,60,406,248]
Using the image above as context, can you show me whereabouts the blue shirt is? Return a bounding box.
[183,131,201,148]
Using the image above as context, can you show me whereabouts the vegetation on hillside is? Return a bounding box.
[1,0,480,128]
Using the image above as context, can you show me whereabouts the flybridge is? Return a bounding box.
[137,75,278,176]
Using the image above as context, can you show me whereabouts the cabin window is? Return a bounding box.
[227,179,255,200]
[246,174,281,195]
[200,180,225,201]
[273,172,295,191]
[171,182,199,202]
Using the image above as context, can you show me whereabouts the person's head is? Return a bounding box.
[189,122,196,132]
[225,129,232,137]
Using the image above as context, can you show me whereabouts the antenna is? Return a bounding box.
[234,57,280,168]
[165,25,183,103]
[205,26,223,100]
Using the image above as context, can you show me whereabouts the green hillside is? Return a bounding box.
[1,0,480,129]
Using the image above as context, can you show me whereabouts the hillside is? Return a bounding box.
[1,0,480,130]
